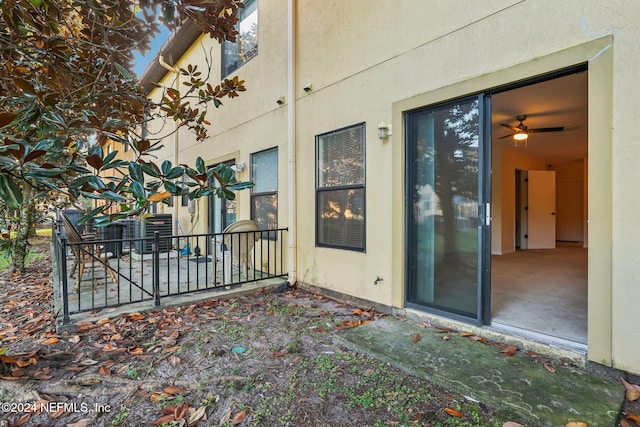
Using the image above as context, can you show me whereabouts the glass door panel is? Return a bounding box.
[406,96,481,318]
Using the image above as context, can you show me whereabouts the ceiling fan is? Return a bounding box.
[499,114,565,143]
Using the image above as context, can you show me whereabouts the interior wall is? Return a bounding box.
[554,159,586,242]
[491,147,546,255]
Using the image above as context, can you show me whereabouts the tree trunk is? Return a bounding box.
[11,182,35,273]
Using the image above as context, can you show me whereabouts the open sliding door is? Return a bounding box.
[406,94,491,323]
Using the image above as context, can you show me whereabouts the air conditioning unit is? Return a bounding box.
[134,214,173,254]
[115,218,137,251]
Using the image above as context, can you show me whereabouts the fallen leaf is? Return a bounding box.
[565,422,588,427]
[442,334,451,341]
[501,345,518,356]
[174,402,189,420]
[415,322,430,328]
[129,347,144,355]
[189,406,207,424]
[626,389,640,402]
[68,335,81,344]
[13,413,31,427]
[164,386,183,395]
[0,354,16,364]
[627,412,640,423]
[621,377,640,402]
[154,414,175,425]
[42,337,59,345]
[169,355,181,367]
[503,423,525,427]
[444,407,464,418]
[543,363,556,374]
[352,308,363,315]
[621,419,634,427]
[411,333,422,343]
[128,313,146,321]
[231,409,246,425]
[459,332,475,337]
[98,365,111,376]
[219,407,231,425]
[151,392,169,403]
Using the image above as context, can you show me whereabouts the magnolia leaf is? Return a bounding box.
[42,337,59,345]
[86,154,103,170]
[444,407,464,418]
[174,402,190,420]
[161,160,172,175]
[501,345,518,356]
[163,386,183,395]
[147,191,171,202]
[169,355,181,367]
[0,174,23,209]
[219,407,231,425]
[231,409,246,425]
[188,406,207,425]
[154,414,175,425]
[411,333,422,343]
[14,78,36,95]
[114,62,133,80]
[627,413,640,423]
[196,157,205,173]
[0,112,17,127]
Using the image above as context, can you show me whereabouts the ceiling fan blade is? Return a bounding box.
[498,134,514,139]
[500,123,519,131]
[529,126,565,133]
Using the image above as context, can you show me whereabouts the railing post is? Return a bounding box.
[153,231,161,306]
[60,237,71,325]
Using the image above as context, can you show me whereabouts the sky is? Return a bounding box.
[131,26,171,78]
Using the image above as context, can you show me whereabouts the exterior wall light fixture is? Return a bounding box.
[378,121,391,140]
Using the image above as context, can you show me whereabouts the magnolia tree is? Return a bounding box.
[0,0,252,272]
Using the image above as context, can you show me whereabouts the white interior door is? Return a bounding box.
[528,170,556,249]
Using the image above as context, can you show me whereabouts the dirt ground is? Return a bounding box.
[0,237,635,427]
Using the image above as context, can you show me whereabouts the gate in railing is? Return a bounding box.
[52,225,288,324]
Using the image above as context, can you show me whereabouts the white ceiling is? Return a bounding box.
[491,71,588,165]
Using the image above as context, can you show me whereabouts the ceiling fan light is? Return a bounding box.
[513,132,528,141]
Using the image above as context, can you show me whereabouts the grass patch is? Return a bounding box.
[0,251,45,271]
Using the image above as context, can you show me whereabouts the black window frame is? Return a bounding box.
[315,122,366,252]
[250,147,278,240]
[221,0,258,78]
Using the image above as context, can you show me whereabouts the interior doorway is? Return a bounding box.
[489,69,588,347]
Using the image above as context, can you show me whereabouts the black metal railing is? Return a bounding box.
[52,223,288,324]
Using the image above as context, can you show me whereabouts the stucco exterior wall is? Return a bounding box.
[294,0,637,373]
[143,1,640,374]
[147,0,289,236]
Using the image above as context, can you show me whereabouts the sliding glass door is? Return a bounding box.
[405,95,489,321]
